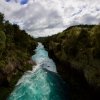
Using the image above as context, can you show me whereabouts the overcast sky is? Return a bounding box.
[0,0,100,37]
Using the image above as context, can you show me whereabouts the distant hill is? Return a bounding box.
[0,13,37,100]
[42,25,100,100]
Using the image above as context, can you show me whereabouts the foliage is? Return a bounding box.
[42,24,100,100]
[0,31,6,57]
[0,13,37,100]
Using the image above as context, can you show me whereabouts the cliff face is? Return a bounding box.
[43,25,100,100]
[0,13,37,99]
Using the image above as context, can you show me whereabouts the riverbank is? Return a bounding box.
[0,13,37,100]
[42,25,100,100]
[8,43,68,100]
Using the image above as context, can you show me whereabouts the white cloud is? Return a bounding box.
[0,0,100,37]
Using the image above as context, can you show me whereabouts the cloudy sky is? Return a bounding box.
[0,0,100,37]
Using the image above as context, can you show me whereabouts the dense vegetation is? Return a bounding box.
[1,10,100,100]
[42,25,100,100]
[0,13,37,99]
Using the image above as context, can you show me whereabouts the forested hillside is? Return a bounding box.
[42,25,100,100]
[0,13,37,99]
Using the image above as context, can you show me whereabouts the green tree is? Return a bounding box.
[0,31,6,57]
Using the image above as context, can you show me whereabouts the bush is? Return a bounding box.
[0,31,6,56]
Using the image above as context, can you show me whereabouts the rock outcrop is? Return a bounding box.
[42,25,100,100]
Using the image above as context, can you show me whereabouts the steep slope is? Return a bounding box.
[43,25,100,100]
[0,13,37,100]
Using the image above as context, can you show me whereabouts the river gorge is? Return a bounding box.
[8,43,68,100]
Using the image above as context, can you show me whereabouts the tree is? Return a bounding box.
[0,31,6,57]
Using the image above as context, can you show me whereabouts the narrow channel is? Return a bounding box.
[8,43,68,100]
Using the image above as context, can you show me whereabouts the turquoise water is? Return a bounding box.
[8,43,68,100]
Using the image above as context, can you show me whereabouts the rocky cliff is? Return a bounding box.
[0,13,37,100]
[42,25,100,100]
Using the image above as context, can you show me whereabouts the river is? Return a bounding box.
[8,43,68,100]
